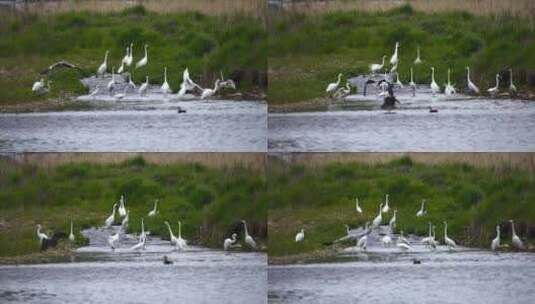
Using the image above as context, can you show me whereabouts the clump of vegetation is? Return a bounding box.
[268,5,535,104]
[0,5,266,105]
[0,158,266,257]
[267,157,535,257]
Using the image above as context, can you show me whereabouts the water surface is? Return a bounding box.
[0,99,266,152]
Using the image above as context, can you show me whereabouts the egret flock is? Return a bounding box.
[294,194,526,253]
[325,42,519,100]
[32,43,237,100]
[35,194,258,254]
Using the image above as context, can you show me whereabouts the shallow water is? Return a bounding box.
[0,99,266,152]
[268,94,535,152]
[0,227,267,304]
[268,250,535,304]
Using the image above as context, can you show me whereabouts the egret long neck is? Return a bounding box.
[178,222,182,238]
[496,75,500,87]
[410,68,414,82]
[431,69,435,82]
[510,70,513,85]
[511,222,516,236]
[166,223,175,239]
[243,222,249,236]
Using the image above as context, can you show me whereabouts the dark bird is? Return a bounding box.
[363,79,376,96]
[163,255,173,265]
[41,232,67,251]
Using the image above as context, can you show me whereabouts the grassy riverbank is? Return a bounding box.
[267,157,535,259]
[0,5,266,106]
[268,5,535,104]
[0,156,267,259]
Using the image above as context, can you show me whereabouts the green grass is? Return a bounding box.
[267,157,535,257]
[268,5,535,104]
[0,5,266,105]
[0,156,266,257]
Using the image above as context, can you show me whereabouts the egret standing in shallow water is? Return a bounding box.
[430,67,440,96]
[465,66,480,94]
[125,43,133,67]
[326,73,343,96]
[108,233,119,251]
[356,223,369,251]
[118,195,126,218]
[201,79,221,100]
[295,228,305,242]
[97,50,109,77]
[390,42,400,66]
[135,44,148,69]
[409,68,416,96]
[161,67,171,95]
[224,233,238,251]
[444,69,456,96]
[509,69,517,95]
[370,56,386,74]
[164,221,178,246]
[107,67,116,95]
[371,203,383,230]
[105,203,117,228]
[389,209,397,230]
[138,76,149,96]
[242,220,257,249]
[491,224,500,252]
[443,221,456,250]
[176,221,188,251]
[510,219,524,250]
[488,74,500,96]
[121,210,129,229]
[121,46,129,67]
[355,197,362,214]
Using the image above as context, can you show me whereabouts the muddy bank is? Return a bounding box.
[0,100,97,113]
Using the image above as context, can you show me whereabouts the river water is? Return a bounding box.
[269,228,535,304]
[268,94,535,152]
[0,227,267,304]
[0,99,267,152]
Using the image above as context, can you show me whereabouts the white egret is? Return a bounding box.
[416,199,426,217]
[390,42,400,66]
[295,228,305,242]
[107,67,116,95]
[382,194,390,213]
[89,87,99,99]
[355,197,362,213]
[125,43,133,66]
[105,203,117,228]
[395,72,403,88]
[510,219,524,250]
[444,69,456,96]
[128,74,136,91]
[118,195,126,217]
[443,221,456,249]
[381,234,392,247]
[121,210,129,229]
[135,44,148,69]
[242,220,257,249]
[421,222,433,246]
[356,226,368,251]
[224,233,238,251]
[465,66,480,94]
[121,46,129,66]
[390,63,398,74]
[176,221,188,251]
[414,45,422,65]
[97,50,109,77]
[139,218,146,244]
[138,76,149,96]
[409,68,416,96]
[148,199,158,217]
[509,69,517,94]
[389,209,397,229]
[371,203,383,229]
[131,235,146,251]
[164,221,178,246]
[326,73,343,95]
[430,67,440,96]
[108,233,119,251]
[201,79,220,100]
[397,240,412,251]
[333,82,351,99]
[69,220,75,242]
[178,68,201,97]
[161,67,171,95]
[345,224,351,237]
[218,71,237,90]
[398,230,409,245]
[370,55,386,74]
[32,78,45,92]
[487,74,500,96]
[36,224,49,245]
[491,224,500,252]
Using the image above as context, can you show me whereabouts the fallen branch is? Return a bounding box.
[40,60,84,75]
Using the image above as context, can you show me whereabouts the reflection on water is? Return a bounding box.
[0,100,267,152]
[269,95,535,152]
[268,250,535,304]
[0,227,267,304]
